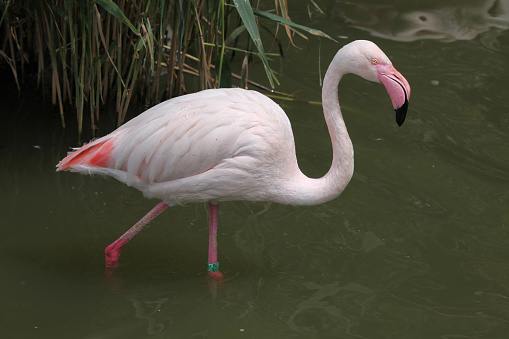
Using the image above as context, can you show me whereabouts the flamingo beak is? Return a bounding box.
[376,64,411,126]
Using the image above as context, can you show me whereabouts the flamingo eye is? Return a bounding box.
[371,58,379,65]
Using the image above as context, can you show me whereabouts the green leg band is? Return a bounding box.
[207,262,220,272]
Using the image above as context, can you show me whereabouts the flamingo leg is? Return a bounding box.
[105,201,169,268]
[207,201,223,280]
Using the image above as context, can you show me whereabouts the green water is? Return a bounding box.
[2,0,509,337]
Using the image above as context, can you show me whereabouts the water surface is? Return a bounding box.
[1,0,509,337]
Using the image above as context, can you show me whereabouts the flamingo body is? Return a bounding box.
[59,89,303,206]
[57,40,411,273]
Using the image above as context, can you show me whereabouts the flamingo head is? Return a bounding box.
[343,40,411,126]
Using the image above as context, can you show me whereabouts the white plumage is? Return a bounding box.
[57,40,411,272]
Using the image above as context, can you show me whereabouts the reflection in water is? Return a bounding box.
[128,297,169,335]
[334,0,509,49]
[2,3,509,336]
[286,281,372,336]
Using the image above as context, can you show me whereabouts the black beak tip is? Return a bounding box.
[395,100,409,127]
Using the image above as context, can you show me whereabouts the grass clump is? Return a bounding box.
[1,0,331,137]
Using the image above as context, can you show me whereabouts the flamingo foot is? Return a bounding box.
[104,201,170,268]
[207,270,224,281]
[207,262,223,281]
[207,269,224,299]
[105,239,127,268]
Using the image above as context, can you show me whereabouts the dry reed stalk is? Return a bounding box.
[0,0,326,137]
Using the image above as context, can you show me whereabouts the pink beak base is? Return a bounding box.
[376,64,411,126]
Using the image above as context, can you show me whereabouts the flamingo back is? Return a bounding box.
[57,88,298,203]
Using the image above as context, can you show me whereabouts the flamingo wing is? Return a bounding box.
[58,88,295,190]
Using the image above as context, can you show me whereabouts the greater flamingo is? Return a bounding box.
[57,40,410,278]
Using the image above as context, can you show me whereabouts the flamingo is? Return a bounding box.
[57,40,410,279]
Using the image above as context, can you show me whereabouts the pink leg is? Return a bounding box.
[105,201,169,268]
[207,201,223,280]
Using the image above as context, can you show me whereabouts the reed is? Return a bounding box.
[0,0,331,137]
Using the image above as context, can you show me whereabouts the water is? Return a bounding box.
[2,0,509,337]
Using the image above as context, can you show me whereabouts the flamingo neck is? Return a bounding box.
[285,50,354,206]
[322,52,355,193]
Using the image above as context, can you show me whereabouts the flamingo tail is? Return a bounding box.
[56,137,115,171]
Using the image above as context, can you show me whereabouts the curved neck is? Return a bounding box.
[320,52,355,199]
[283,50,354,206]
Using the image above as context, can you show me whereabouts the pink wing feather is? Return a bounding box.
[57,89,295,191]
[57,137,116,170]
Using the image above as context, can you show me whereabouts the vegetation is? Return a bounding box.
[1,0,331,137]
